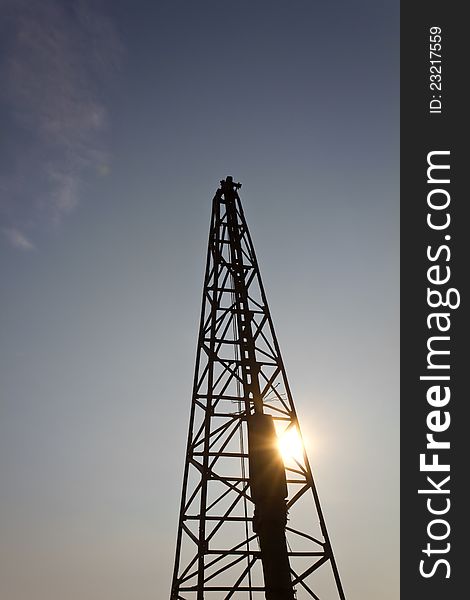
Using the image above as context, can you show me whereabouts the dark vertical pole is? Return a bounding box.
[222,177,295,599]
[223,182,263,414]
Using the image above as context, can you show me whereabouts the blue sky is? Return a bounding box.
[0,1,398,598]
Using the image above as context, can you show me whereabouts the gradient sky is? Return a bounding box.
[0,1,399,598]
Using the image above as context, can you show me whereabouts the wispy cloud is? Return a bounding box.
[2,227,35,251]
[0,0,123,249]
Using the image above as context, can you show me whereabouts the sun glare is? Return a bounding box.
[278,426,305,465]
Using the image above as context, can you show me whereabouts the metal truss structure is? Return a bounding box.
[170,177,346,600]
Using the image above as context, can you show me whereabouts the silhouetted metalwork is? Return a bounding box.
[170,177,346,599]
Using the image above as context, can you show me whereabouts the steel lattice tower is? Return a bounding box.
[170,177,346,600]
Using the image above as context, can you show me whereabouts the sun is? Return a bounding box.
[277,425,305,465]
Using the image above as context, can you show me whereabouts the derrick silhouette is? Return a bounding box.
[170,177,346,599]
